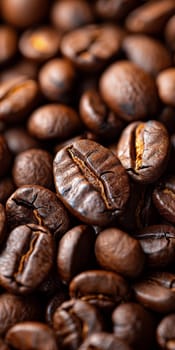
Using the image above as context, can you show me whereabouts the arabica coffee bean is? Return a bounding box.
[0,135,11,177]
[112,302,155,349]
[0,25,17,65]
[157,68,175,106]
[156,314,175,350]
[153,175,175,224]
[117,120,170,183]
[69,270,130,310]
[12,148,53,188]
[6,322,58,350]
[123,35,172,76]
[4,127,40,155]
[61,24,124,71]
[79,89,124,141]
[79,332,132,350]
[19,27,61,63]
[100,61,159,121]
[28,104,80,140]
[95,0,137,21]
[52,299,103,349]
[6,185,70,239]
[39,58,77,103]
[51,0,94,33]
[53,139,130,226]
[57,225,96,283]
[0,224,54,294]
[95,227,145,279]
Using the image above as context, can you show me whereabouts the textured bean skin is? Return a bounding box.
[100,61,159,121]
[54,139,130,226]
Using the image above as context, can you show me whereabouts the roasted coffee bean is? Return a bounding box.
[156,314,175,350]
[165,15,175,52]
[0,59,39,82]
[100,61,159,121]
[133,271,175,313]
[0,177,15,204]
[157,68,175,106]
[51,0,94,33]
[78,332,132,350]
[0,224,54,294]
[53,139,130,226]
[153,175,175,224]
[46,291,69,326]
[19,27,61,63]
[6,322,58,350]
[0,25,17,65]
[95,228,145,279]
[6,185,70,239]
[95,0,137,21]
[79,89,124,141]
[1,0,49,28]
[125,0,175,34]
[117,120,170,183]
[61,24,124,71]
[53,299,103,349]
[12,148,53,189]
[4,127,40,155]
[0,136,11,178]
[39,58,77,103]
[0,77,39,123]
[112,302,155,349]
[28,104,81,141]
[57,225,95,283]
[123,35,172,76]
[0,293,41,335]
[0,204,6,245]
[136,225,175,269]
[69,270,130,310]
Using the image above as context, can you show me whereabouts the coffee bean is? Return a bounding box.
[61,24,124,71]
[28,104,81,140]
[153,175,175,224]
[4,127,40,155]
[78,332,132,350]
[117,120,170,183]
[12,148,53,188]
[0,25,17,65]
[69,270,130,310]
[156,314,175,350]
[6,322,58,350]
[6,185,70,239]
[157,68,175,106]
[53,139,130,226]
[100,61,159,121]
[19,26,61,63]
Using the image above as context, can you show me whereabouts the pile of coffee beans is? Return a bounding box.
[1,0,175,349]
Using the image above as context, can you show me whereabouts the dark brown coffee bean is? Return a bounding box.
[39,58,77,103]
[0,177,15,203]
[0,293,41,335]
[57,225,95,283]
[133,271,175,313]
[79,332,132,350]
[12,148,53,189]
[153,175,175,224]
[165,15,175,52]
[0,59,39,82]
[123,35,172,76]
[0,25,17,65]
[4,127,40,155]
[100,61,159,122]
[0,224,54,294]
[125,0,175,34]
[95,227,145,279]
[1,0,49,28]
[0,204,6,245]
[117,120,170,183]
[79,89,124,141]
[28,104,81,141]
[136,225,175,269]
[51,0,94,33]
[157,68,175,106]
[95,0,137,21]
[156,314,175,350]
[0,136,11,178]
[69,270,130,310]
[19,27,60,63]
[6,322,58,350]
[53,299,103,350]
[0,77,39,123]
[6,185,70,239]
[61,24,124,71]
[53,139,130,226]
[112,302,155,349]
